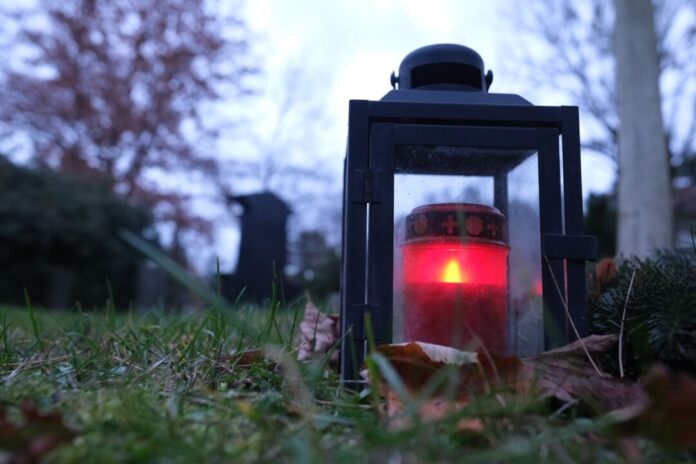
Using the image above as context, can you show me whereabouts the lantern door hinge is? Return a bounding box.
[351,170,382,204]
[348,304,383,340]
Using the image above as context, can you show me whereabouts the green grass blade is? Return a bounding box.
[23,288,44,350]
[118,229,229,309]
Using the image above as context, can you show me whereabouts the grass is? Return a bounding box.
[0,303,693,463]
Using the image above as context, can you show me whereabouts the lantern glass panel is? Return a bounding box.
[506,154,543,356]
[392,144,543,355]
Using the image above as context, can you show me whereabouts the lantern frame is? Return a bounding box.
[340,62,597,387]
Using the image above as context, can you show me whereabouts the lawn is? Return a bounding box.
[0,303,693,463]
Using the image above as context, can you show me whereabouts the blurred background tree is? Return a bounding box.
[0,157,152,308]
[511,0,695,172]
[0,0,256,238]
[0,0,263,307]
[614,0,673,256]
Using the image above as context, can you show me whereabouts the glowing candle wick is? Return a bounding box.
[441,259,467,283]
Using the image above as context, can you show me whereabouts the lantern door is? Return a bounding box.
[364,124,566,357]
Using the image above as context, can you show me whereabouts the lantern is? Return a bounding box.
[340,44,597,385]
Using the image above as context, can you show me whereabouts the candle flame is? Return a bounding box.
[441,259,466,283]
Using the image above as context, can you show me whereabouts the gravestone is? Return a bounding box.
[135,260,169,309]
[222,192,291,302]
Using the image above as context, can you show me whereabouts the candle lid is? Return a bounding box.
[404,203,507,245]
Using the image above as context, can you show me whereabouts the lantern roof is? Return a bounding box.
[383,43,532,106]
[395,43,489,91]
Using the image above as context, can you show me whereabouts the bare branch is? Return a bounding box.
[508,0,695,173]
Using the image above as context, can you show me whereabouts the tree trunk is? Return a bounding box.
[614,0,673,257]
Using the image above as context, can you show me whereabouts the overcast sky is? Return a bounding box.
[239,0,615,189]
[244,0,519,141]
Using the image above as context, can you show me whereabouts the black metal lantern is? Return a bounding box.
[340,44,597,384]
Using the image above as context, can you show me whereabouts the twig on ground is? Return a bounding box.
[618,265,637,378]
[548,398,580,419]
[543,255,606,377]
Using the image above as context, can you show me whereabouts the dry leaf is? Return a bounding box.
[523,334,646,411]
[635,365,696,449]
[377,342,533,398]
[376,342,497,432]
[376,336,630,400]
[0,402,76,464]
[376,342,478,392]
[594,258,618,292]
[379,342,478,365]
[220,349,275,370]
[608,365,696,449]
[234,349,266,366]
[297,298,339,364]
[375,336,696,450]
[376,342,478,431]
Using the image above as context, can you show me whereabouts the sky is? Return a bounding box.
[244,0,519,137]
[210,0,616,273]
[239,0,615,191]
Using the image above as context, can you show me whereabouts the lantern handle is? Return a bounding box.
[390,71,399,89]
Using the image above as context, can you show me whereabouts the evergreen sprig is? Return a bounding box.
[589,250,696,376]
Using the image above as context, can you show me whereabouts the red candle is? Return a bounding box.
[401,204,508,353]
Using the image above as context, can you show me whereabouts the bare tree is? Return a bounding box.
[615,0,673,255]
[226,60,336,194]
[222,60,342,247]
[508,0,696,256]
[0,0,256,234]
[509,0,696,178]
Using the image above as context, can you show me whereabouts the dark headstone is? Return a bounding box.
[222,192,291,302]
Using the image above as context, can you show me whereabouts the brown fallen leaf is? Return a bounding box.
[376,342,532,400]
[375,342,502,433]
[375,335,696,452]
[0,402,76,464]
[234,349,267,367]
[635,364,696,449]
[376,342,478,392]
[219,349,275,370]
[522,334,646,411]
[594,258,618,292]
[296,297,339,364]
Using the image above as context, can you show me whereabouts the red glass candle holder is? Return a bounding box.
[401,203,508,353]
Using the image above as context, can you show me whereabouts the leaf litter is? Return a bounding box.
[372,335,696,449]
[281,294,696,456]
